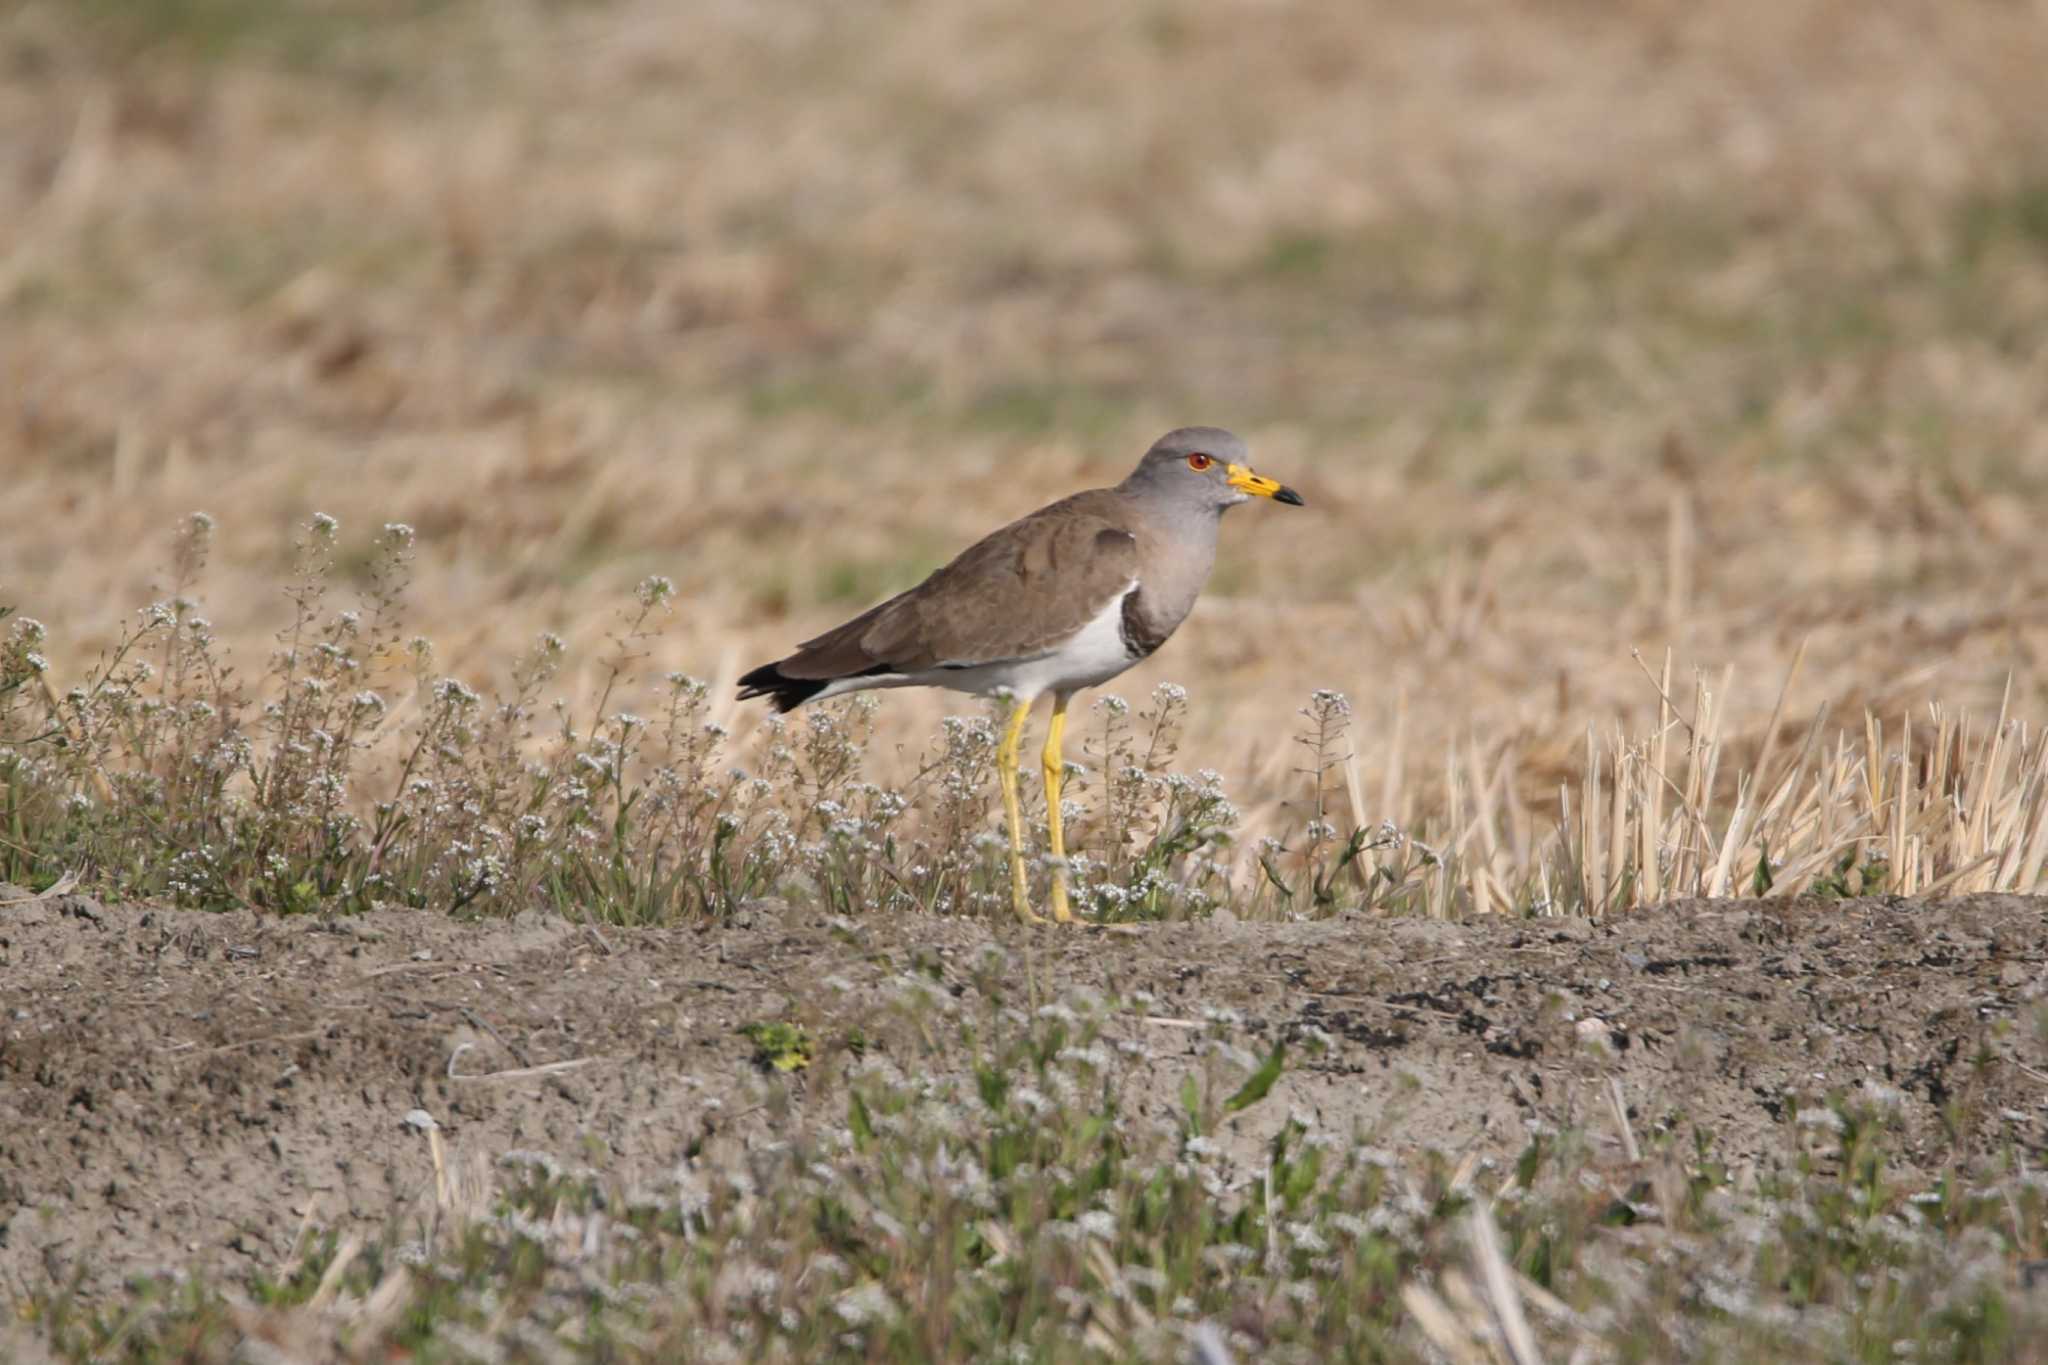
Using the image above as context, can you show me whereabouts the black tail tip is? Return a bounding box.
[736,662,826,714]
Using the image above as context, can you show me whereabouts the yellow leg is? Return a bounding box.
[1041,693,1075,923]
[996,695,1041,924]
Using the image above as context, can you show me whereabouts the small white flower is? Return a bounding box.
[434,677,481,708]
[832,1281,894,1326]
[1287,1220,1329,1254]
[1308,688,1351,716]
[1796,1107,1846,1133]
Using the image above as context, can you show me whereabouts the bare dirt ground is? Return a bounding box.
[5,887,2045,1305]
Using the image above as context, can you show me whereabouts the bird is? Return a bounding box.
[738,427,1304,924]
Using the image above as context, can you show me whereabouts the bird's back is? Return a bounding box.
[739,486,1154,708]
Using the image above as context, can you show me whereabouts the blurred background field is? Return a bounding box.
[6,0,2048,889]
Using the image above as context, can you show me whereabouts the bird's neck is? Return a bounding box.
[1126,503,1220,640]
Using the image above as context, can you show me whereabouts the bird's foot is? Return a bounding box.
[1047,882,1075,924]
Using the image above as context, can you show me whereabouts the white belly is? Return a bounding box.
[932,589,1140,700]
[813,585,1142,704]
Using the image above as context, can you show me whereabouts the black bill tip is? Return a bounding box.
[1275,486,1305,507]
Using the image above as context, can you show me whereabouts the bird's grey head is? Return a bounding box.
[1120,427,1305,514]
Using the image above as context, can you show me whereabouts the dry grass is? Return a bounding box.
[6,0,2048,911]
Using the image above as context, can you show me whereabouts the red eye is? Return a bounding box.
[1186,453,1213,471]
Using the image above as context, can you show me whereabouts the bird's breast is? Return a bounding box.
[1118,586,1179,659]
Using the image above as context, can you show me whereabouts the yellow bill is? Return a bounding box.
[1226,463,1306,506]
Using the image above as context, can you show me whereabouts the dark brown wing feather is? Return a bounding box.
[739,491,1140,707]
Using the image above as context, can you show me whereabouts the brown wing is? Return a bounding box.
[770,490,1140,680]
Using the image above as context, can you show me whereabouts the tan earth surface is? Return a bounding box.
[5,887,2046,1304]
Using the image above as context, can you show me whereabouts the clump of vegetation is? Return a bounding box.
[22,985,2045,1361]
[0,514,1251,923]
[8,515,2048,924]
[740,1019,814,1073]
